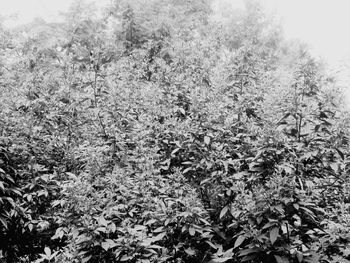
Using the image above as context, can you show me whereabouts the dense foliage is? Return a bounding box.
[1,0,350,262]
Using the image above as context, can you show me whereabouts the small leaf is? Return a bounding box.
[277,113,291,124]
[66,172,78,180]
[178,108,186,115]
[204,136,210,145]
[330,163,338,173]
[256,216,263,224]
[220,206,229,219]
[281,224,288,234]
[134,225,146,231]
[101,239,117,251]
[239,248,262,257]
[120,255,132,261]
[44,247,51,257]
[212,227,227,240]
[149,244,162,250]
[108,222,116,233]
[241,254,258,262]
[206,241,218,249]
[222,161,228,173]
[171,148,180,156]
[234,235,245,249]
[232,171,247,180]
[82,255,92,263]
[51,251,59,259]
[0,217,8,229]
[184,248,196,256]
[153,226,165,233]
[335,148,344,160]
[208,257,232,263]
[262,221,277,230]
[145,219,157,225]
[95,227,107,233]
[274,255,289,263]
[270,227,279,245]
[152,232,166,242]
[189,227,195,236]
[301,244,308,252]
[97,217,109,227]
[11,188,21,196]
[183,167,193,174]
[223,248,234,257]
[296,251,303,262]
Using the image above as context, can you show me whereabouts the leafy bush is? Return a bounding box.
[1,0,350,262]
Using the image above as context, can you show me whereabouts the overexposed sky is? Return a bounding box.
[214,0,350,100]
[213,0,350,67]
[1,0,349,63]
[265,0,350,99]
[0,0,72,23]
[0,0,110,25]
[265,0,350,66]
[1,0,349,90]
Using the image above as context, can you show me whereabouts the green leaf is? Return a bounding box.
[81,255,92,263]
[10,188,21,196]
[152,232,166,242]
[234,235,245,249]
[208,257,232,263]
[232,171,248,180]
[239,248,263,257]
[134,225,146,231]
[184,248,196,256]
[262,221,277,230]
[97,216,109,227]
[270,227,279,245]
[303,252,320,263]
[101,239,117,251]
[220,206,229,219]
[189,227,195,236]
[145,219,157,225]
[66,172,78,180]
[205,241,218,249]
[153,226,165,233]
[300,207,315,219]
[212,227,227,240]
[149,244,162,250]
[296,251,303,262]
[120,255,132,261]
[178,108,186,115]
[335,148,344,160]
[204,136,210,145]
[301,244,308,252]
[277,113,291,124]
[274,255,289,263]
[44,247,51,257]
[108,222,116,233]
[0,217,8,229]
[171,148,181,156]
[241,254,258,262]
[330,163,338,173]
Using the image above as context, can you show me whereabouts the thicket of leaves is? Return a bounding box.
[1,0,350,262]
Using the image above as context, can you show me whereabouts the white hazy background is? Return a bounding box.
[1,0,350,101]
